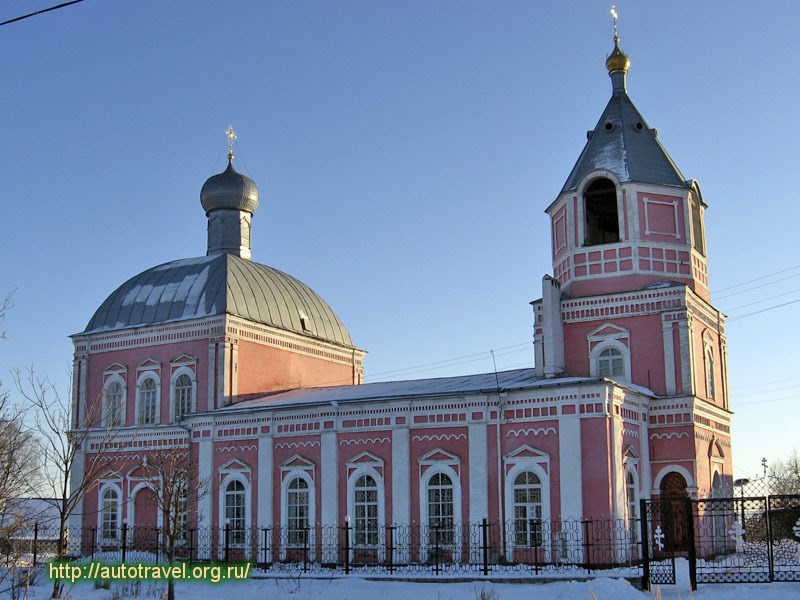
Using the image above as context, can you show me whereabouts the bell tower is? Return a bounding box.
[533,28,732,500]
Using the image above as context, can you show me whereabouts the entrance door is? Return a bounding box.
[660,472,689,552]
[133,487,159,553]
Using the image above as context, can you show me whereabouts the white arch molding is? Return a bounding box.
[346,466,386,559]
[652,464,695,493]
[418,464,462,563]
[503,461,551,560]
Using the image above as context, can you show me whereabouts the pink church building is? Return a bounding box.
[69,36,731,562]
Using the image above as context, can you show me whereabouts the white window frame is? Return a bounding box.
[170,366,196,422]
[98,483,122,544]
[135,371,160,426]
[419,464,462,560]
[510,470,544,547]
[589,340,631,382]
[504,460,551,556]
[218,474,250,550]
[102,374,126,428]
[346,467,385,549]
[280,470,315,558]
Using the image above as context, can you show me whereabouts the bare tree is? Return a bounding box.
[13,368,115,599]
[770,449,800,495]
[0,293,45,591]
[140,445,207,600]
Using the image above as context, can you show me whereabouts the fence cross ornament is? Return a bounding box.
[653,525,665,551]
[729,520,744,552]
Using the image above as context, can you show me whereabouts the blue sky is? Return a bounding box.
[1,1,798,483]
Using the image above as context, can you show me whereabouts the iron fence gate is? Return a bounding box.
[639,498,678,586]
[693,494,800,583]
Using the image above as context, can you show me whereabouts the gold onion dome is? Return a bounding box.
[606,36,630,74]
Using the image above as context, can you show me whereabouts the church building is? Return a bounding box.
[69,34,732,562]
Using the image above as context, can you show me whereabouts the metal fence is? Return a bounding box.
[692,494,800,583]
[7,495,799,588]
[7,519,643,578]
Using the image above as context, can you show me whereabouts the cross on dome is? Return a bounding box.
[225,125,237,161]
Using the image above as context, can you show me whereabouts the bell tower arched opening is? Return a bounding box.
[583,178,620,245]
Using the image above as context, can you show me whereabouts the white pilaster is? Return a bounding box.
[67,447,85,555]
[662,319,676,395]
[197,438,213,559]
[257,434,273,562]
[320,431,338,562]
[391,426,410,526]
[558,415,582,519]
[216,342,225,407]
[208,342,217,410]
[610,410,625,521]
[640,415,652,500]
[679,318,693,395]
[468,422,488,523]
[231,341,239,399]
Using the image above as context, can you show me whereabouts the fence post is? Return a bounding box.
[481,518,489,576]
[303,526,309,573]
[261,527,269,568]
[387,525,394,573]
[188,528,195,563]
[684,498,697,591]
[532,519,541,574]
[766,495,775,582]
[121,523,128,563]
[639,499,650,591]
[224,525,230,563]
[344,519,351,575]
[91,528,97,560]
[433,525,440,575]
[32,523,39,567]
[582,520,592,573]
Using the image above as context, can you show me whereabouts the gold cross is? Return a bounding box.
[610,5,619,40]
[225,125,237,160]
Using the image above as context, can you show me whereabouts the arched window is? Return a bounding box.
[138,377,158,425]
[287,477,310,546]
[353,474,379,546]
[625,470,639,542]
[101,488,119,541]
[584,178,620,245]
[705,347,715,399]
[598,347,625,379]
[224,480,246,546]
[104,381,124,427]
[427,472,455,545]
[173,373,194,421]
[512,471,543,547]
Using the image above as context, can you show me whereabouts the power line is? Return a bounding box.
[731,375,800,391]
[0,0,86,28]
[736,393,799,407]
[732,383,800,399]
[364,342,532,381]
[727,297,800,322]
[722,287,800,313]
[713,263,800,296]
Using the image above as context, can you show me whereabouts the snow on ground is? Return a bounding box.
[7,559,800,599]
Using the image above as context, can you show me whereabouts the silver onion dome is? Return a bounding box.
[200,159,259,215]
